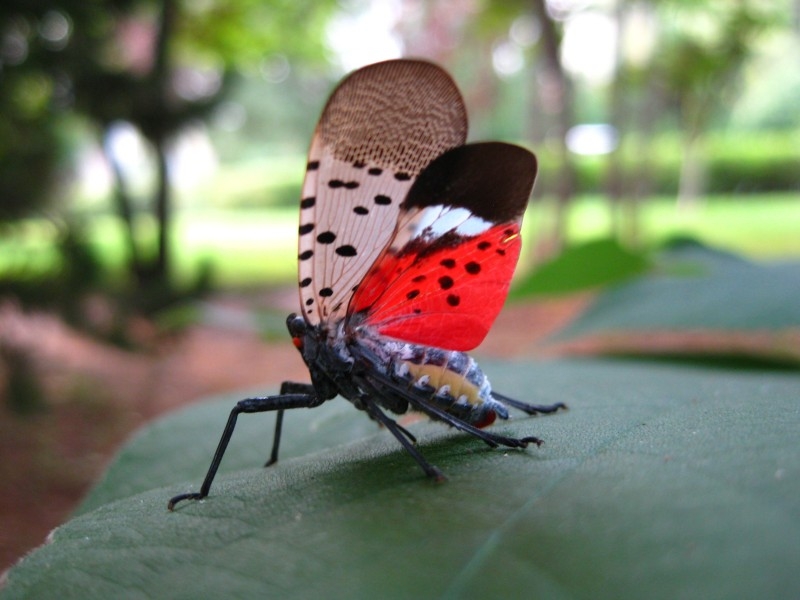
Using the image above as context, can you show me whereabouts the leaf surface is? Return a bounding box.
[4,360,799,599]
[550,241,800,364]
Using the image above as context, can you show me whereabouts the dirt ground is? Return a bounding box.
[0,290,588,573]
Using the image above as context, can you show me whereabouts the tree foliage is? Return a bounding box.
[0,0,336,308]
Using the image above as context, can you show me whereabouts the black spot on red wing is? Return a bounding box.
[307,160,319,170]
[395,172,411,181]
[446,294,460,307]
[504,228,515,235]
[496,249,506,256]
[300,197,315,209]
[406,289,420,300]
[374,195,392,205]
[438,276,454,290]
[411,274,426,283]
[299,250,313,261]
[317,231,336,244]
[299,223,314,235]
[465,261,481,274]
[305,298,313,306]
[413,308,422,314]
[353,206,369,215]
[368,167,383,175]
[335,245,357,257]
[319,287,333,297]
[440,258,456,268]
[300,277,312,287]
[477,241,491,250]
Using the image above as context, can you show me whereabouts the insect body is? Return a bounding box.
[169,59,565,510]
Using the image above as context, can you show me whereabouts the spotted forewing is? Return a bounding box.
[298,60,467,324]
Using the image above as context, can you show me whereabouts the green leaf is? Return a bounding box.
[4,360,799,599]
[563,240,800,331]
[550,241,800,364]
[511,238,651,298]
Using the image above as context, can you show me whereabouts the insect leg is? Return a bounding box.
[491,391,567,415]
[168,392,322,510]
[367,370,539,449]
[406,395,543,449]
[393,421,418,445]
[264,381,318,467]
[365,401,445,481]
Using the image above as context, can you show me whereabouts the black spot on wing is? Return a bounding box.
[329,180,360,189]
[300,197,315,209]
[353,206,369,215]
[299,223,314,235]
[317,231,336,244]
[307,160,320,170]
[368,167,383,175]
[446,294,460,307]
[440,258,456,269]
[465,261,481,274]
[299,250,313,260]
[300,277,312,288]
[438,276,454,290]
[319,287,333,297]
[374,195,392,205]
[335,245,357,257]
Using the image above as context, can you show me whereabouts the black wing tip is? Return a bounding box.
[401,142,537,223]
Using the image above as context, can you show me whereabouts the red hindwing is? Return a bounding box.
[346,141,536,351]
[351,223,522,351]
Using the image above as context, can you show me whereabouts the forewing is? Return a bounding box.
[298,59,467,324]
[350,142,537,351]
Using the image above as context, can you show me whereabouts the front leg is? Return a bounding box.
[264,381,317,467]
[168,389,322,510]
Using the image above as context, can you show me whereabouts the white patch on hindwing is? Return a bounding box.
[391,204,494,250]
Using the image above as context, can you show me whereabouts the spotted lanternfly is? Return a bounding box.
[168,59,565,510]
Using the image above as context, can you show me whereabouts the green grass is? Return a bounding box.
[79,209,301,287]
[528,193,800,258]
[1,194,797,290]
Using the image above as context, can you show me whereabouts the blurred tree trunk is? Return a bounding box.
[605,1,659,247]
[626,74,661,240]
[604,0,628,241]
[104,131,143,278]
[148,0,176,286]
[531,0,576,258]
[152,136,171,283]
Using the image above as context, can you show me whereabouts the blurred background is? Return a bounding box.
[1,0,798,571]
